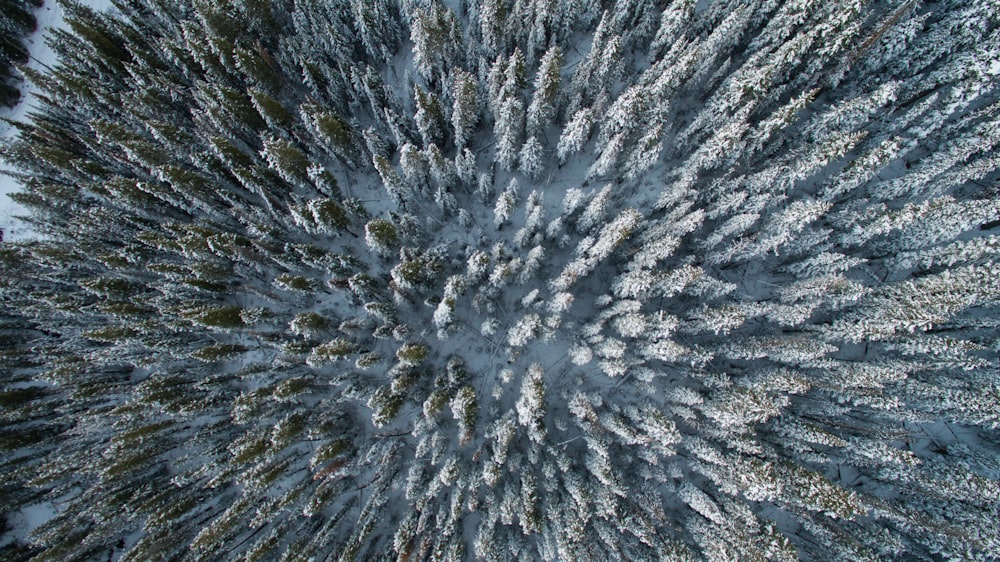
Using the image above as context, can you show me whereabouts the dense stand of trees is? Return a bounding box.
[1,0,999,560]
[0,0,42,106]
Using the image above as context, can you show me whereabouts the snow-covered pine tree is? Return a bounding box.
[526,45,562,138]
[451,70,480,151]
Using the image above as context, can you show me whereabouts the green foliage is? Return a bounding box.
[311,198,351,231]
[446,356,468,386]
[250,88,294,127]
[391,248,444,290]
[79,276,138,298]
[342,198,369,221]
[308,339,356,365]
[413,85,448,146]
[365,218,399,255]
[262,137,310,183]
[451,385,477,445]
[313,110,353,149]
[389,366,420,395]
[289,312,330,337]
[275,274,316,292]
[182,278,229,292]
[355,351,382,369]
[282,339,317,355]
[423,388,451,420]
[312,438,352,467]
[0,385,49,409]
[396,343,428,366]
[186,306,246,329]
[191,343,248,361]
[271,413,306,449]
[369,386,403,427]
[364,301,397,323]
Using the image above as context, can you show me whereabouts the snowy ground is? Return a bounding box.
[0,0,113,241]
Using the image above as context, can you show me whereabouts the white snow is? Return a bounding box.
[0,0,114,241]
[0,501,58,549]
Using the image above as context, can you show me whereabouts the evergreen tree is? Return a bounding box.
[411,0,465,85]
[413,85,448,148]
[351,0,402,64]
[451,70,480,150]
[526,45,562,137]
[556,108,593,164]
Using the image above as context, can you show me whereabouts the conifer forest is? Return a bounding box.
[0,0,43,107]
[2,0,1000,560]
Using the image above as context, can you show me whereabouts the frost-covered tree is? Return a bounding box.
[451,70,479,150]
[518,135,544,180]
[410,0,464,85]
[526,45,562,137]
[493,178,519,229]
[413,85,448,148]
[556,107,594,164]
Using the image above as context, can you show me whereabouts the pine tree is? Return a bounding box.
[411,0,465,85]
[365,218,399,257]
[451,70,480,150]
[494,178,519,229]
[526,45,563,137]
[519,135,544,180]
[351,0,402,64]
[413,85,448,148]
[556,108,594,164]
[494,98,525,171]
